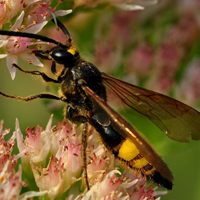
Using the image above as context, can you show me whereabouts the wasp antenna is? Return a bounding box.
[51,19,72,43]
[0,30,65,47]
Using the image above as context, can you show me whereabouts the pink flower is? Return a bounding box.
[0,0,41,28]
[24,1,72,25]
[165,15,198,47]
[33,156,67,199]
[175,59,200,106]
[14,115,161,199]
[127,43,154,76]
[0,122,21,199]
[177,0,200,15]
[94,39,122,73]
[0,163,22,199]
[0,0,16,29]
[0,11,46,79]
[83,170,124,199]
[147,43,182,93]
[0,1,72,79]
[12,0,41,17]
[0,121,48,199]
[15,116,83,199]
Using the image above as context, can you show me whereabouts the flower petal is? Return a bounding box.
[15,118,26,153]
[116,4,145,10]
[0,54,7,59]
[19,190,48,200]
[0,40,8,48]
[6,54,17,79]
[29,54,44,67]
[19,53,44,67]
[24,21,48,34]
[10,11,24,31]
[54,9,73,17]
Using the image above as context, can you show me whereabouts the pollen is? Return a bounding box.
[0,176,4,182]
[14,44,20,48]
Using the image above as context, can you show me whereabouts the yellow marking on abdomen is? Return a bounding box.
[144,167,156,175]
[118,138,156,176]
[134,157,149,168]
[118,138,140,161]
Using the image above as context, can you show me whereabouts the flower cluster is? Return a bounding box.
[86,0,200,106]
[0,0,160,80]
[0,0,200,199]
[0,116,161,199]
[0,0,71,79]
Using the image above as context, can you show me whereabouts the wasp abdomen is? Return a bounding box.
[90,112,172,189]
[114,138,173,190]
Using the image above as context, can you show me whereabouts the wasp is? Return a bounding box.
[0,19,200,190]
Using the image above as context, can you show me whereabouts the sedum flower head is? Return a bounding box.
[0,121,47,199]
[0,116,163,199]
[0,0,72,79]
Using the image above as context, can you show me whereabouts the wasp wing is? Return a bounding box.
[82,85,173,182]
[102,72,200,142]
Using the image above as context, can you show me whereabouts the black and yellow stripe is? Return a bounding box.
[112,138,172,189]
[87,85,173,190]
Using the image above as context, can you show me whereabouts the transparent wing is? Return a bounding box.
[82,85,173,182]
[102,72,200,142]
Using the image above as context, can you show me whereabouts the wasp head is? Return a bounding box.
[34,43,80,68]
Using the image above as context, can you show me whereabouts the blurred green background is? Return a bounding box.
[1,0,200,199]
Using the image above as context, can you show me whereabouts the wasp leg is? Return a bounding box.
[0,91,63,101]
[82,122,90,190]
[51,61,57,74]
[46,61,64,83]
[65,105,89,189]
[12,63,62,83]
